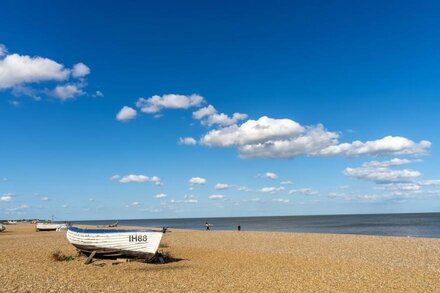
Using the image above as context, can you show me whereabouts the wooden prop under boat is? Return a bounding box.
[66,227,164,260]
[36,222,68,231]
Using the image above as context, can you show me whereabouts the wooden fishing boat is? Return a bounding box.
[66,227,164,261]
[36,222,68,231]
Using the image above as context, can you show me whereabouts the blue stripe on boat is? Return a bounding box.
[68,226,159,233]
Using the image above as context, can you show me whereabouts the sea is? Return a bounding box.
[72,213,440,238]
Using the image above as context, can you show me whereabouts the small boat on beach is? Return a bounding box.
[36,222,68,231]
[66,227,164,261]
[0,223,5,232]
[6,220,17,225]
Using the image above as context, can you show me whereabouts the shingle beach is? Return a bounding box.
[1,223,439,292]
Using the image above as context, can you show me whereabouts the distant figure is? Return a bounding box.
[238,225,241,231]
[162,227,168,233]
[205,222,210,230]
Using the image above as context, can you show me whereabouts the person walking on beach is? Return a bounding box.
[237,225,241,231]
[205,222,210,230]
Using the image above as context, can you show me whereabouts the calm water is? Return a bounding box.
[73,213,440,238]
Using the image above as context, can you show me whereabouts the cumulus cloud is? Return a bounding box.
[116,106,137,121]
[1,193,13,202]
[280,180,293,185]
[208,194,225,200]
[193,105,247,126]
[344,159,421,183]
[319,136,431,157]
[136,94,204,113]
[118,174,161,184]
[261,172,278,179]
[72,62,90,78]
[52,83,85,100]
[178,137,197,145]
[110,175,121,180]
[0,52,70,89]
[189,177,207,185]
[200,115,431,159]
[259,186,285,194]
[155,193,167,199]
[201,116,304,148]
[215,183,229,190]
[288,188,318,195]
[0,45,92,100]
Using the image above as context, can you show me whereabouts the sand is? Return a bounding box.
[1,223,440,292]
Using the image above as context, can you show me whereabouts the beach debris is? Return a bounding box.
[52,250,75,262]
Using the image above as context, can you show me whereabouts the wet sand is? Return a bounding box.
[1,223,440,292]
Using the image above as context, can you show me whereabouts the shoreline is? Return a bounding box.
[1,223,440,291]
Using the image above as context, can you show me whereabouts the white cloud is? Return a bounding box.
[1,193,13,202]
[62,204,68,208]
[208,194,225,200]
[0,52,70,89]
[72,62,90,78]
[179,137,197,145]
[129,202,140,207]
[328,193,385,203]
[193,105,247,126]
[185,199,198,203]
[155,193,167,199]
[0,44,7,57]
[200,115,430,159]
[0,44,93,101]
[259,186,285,194]
[110,175,121,180]
[189,177,207,185]
[419,180,440,186]
[116,106,137,121]
[201,116,304,148]
[41,196,49,201]
[136,94,204,113]
[289,188,318,195]
[344,160,421,183]
[192,105,216,120]
[52,83,85,100]
[272,198,289,203]
[92,90,104,97]
[262,172,278,179]
[319,136,431,157]
[280,180,293,185]
[6,204,29,213]
[118,174,161,184]
[215,183,229,190]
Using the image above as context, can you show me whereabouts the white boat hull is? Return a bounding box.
[0,224,5,232]
[66,227,163,260]
[36,223,68,231]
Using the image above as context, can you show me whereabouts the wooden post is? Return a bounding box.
[85,251,96,265]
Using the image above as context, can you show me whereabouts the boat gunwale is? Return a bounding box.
[68,226,163,234]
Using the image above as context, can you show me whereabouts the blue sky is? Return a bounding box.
[1,1,440,220]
